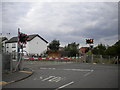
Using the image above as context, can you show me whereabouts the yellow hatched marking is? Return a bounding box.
[0,81,8,85]
[19,71,32,74]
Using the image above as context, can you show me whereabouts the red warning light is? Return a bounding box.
[86,39,94,44]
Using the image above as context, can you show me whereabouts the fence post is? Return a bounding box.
[108,56,110,64]
[116,56,119,64]
[100,55,102,64]
[84,54,86,63]
[91,54,93,63]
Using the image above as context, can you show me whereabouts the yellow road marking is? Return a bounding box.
[0,81,8,85]
[19,71,32,74]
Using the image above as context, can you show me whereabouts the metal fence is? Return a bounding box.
[21,54,119,65]
[2,53,119,73]
[84,54,119,64]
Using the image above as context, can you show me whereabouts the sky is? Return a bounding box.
[1,1,118,47]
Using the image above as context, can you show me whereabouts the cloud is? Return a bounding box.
[2,2,118,47]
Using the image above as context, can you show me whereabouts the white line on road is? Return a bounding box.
[48,77,62,82]
[49,77,61,82]
[13,60,17,61]
[55,77,62,82]
[64,69,93,72]
[40,68,56,70]
[42,76,55,81]
[84,70,94,77]
[55,81,74,90]
[33,78,37,80]
[40,68,47,69]
[40,67,94,72]
[39,76,43,79]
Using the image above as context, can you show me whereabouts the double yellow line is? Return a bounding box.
[0,71,32,85]
[19,71,32,74]
[0,81,8,85]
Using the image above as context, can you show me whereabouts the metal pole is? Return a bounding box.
[100,55,102,64]
[18,28,20,70]
[17,28,20,61]
[15,28,20,71]
[20,44,23,70]
[117,56,118,65]
[91,54,93,63]
[109,56,110,64]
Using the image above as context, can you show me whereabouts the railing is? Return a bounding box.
[23,55,119,64]
[84,54,119,64]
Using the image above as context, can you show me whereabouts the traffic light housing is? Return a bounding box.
[19,32,29,44]
[86,39,94,44]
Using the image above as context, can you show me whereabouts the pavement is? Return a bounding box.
[0,68,34,87]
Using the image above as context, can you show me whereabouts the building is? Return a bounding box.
[1,37,8,53]
[5,34,48,56]
[59,47,64,51]
[79,47,89,54]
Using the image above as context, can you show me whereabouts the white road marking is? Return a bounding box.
[33,76,63,82]
[33,78,37,80]
[33,77,43,80]
[55,77,62,82]
[40,68,48,69]
[39,76,43,79]
[49,77,62,82]
[40,67,93,72]
[49,77,59,82]
[40,68,56,70]
[42,76,55,81]
[84,70,94,77]
[13,60,17,61]
[55,81,74,90]
[64,69,93,72]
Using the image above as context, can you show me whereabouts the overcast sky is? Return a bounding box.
[1,2,118,47]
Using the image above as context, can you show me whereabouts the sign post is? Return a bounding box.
[14,28,28,71]
[86,39,94,63]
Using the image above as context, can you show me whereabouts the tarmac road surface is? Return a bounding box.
[3,62,118,89]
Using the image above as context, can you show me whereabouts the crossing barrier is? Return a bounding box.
[24,57,82,60]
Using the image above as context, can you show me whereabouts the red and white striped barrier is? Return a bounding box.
[24,56,82,60]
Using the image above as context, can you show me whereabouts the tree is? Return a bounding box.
[105,40,120,57]
[64,42,79,57]
[0,38,2,53]
[114,40,120,57]
[92,43,106,55]
[48,40,60,51]
[92,47,98,54]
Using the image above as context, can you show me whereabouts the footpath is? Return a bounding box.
[0,68,33,88]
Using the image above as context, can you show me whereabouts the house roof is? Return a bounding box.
[5,34,48,43]
[0,37,8,42]
[80,47,89,51]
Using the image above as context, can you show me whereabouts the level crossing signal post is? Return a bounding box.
[15,28,29,71]
[86,39,94,63]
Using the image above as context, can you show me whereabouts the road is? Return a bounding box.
[3,61,118,89]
